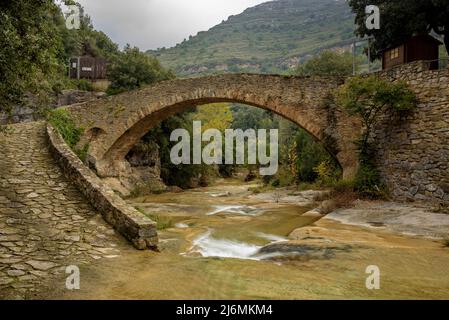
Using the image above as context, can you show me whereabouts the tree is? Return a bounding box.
[337,76,416,151]
[337,76,416,197]
[349,0,449,60]
[107,46,174,95]
[191,103,233,132]
[295,50,354,77]
[0,1,120,117]
[0,0,65,113]
[58,3,119,60]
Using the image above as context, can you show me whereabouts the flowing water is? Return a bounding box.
[51,179,449,299]
[130,180,318,260]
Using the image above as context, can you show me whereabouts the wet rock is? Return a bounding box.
[158,238,183,252]
[302,209,323,218]
[257,241,351,261]
[289,227,329,241]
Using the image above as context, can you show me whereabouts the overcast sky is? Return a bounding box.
[75,0,268,50]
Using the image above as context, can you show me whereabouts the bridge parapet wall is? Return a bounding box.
[47,124,158,250]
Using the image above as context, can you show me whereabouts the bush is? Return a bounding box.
[107,45,174,95]
[337,76,416,199]
[47,109,83,149]
[314,160,335,184]
[337,76,416,154]
[354,161,385,198]
[47,109,88,160]
[76,79,94,92]
[295,51,354,77]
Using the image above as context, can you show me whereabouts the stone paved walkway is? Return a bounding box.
[0,122,127,299]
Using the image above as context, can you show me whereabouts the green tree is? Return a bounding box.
[337,76,416,152]
[191,103,233,132]
[295,50,354,76]
[294,129,331,183]
[58,3,119,61]
[337,76,416,197]
[107,46,174,95]
[0,0,65,114]
[349,0,449,60]
[139,110,197,189]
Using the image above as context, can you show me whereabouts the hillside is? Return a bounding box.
[148,0,355,76]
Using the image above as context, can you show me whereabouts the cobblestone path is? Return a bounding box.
[0,122,127,299]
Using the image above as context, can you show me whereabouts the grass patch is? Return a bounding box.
[47,109,83,148]
[248,184,275,194]
[47,108,89,161]
[0,125,14,135]
[128,183,167,199]
[135,207,173,230]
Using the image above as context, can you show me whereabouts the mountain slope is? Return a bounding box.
[149,0,355,76]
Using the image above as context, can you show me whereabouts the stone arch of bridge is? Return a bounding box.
[69,74,360,180]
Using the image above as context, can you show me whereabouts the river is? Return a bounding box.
[51,179,449,299]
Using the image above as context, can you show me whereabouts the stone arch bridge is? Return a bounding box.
[68,74,361,180]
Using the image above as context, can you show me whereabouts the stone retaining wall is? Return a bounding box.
[0,90,105,125]
[46,124,158,250]
[375,61,449,207]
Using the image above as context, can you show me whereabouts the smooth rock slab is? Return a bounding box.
[25,260,59,271]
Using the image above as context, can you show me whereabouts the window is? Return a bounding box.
[390,47,400,60]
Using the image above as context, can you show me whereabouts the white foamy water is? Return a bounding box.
[186,231,263,260]
[185,231,291,260]
[175,223,189,229]
[206,205,261,216]
[255,232,288,242]
[207,192,231,198]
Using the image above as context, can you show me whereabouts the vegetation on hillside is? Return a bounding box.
[149,0,355,76]
[295,50,354,76]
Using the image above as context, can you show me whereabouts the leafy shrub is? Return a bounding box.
[47,109,89,161]
[337,76,416,154]
[296,50,354,77]
[336,76,416,198]
[76,143,90,162]
[329,179,355,193]
[107,45,174,95]
[0,125,14,135]
[314,160,334,184]
[354,161,385,198]
[76,79,94,92]
[47,109,83,149]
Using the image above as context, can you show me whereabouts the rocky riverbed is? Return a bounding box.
[39,179,449,300]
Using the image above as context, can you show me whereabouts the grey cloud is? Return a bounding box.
[76,0,267,50]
